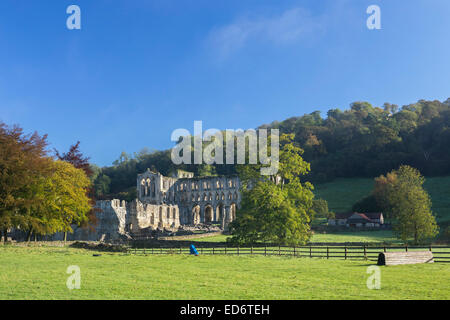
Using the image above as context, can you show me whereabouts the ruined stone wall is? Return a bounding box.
[127,199,180,232]
[136,170,241,228]
[94,199,127,240]
[174,175,241,228]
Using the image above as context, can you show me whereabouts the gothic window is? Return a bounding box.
[141,180,146,197]
[151,179,155,197]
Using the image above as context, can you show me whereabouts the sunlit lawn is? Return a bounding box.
[1,245,448,300]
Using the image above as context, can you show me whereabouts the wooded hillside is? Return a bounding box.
[92,98,450,200]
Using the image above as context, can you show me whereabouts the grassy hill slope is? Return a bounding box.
[314,176,450,224]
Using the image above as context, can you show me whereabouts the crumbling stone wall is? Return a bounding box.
[127,199,180,232]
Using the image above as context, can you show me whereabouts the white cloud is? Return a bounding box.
[208,7,324,59]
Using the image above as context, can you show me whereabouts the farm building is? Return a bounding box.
[328,212,384,228]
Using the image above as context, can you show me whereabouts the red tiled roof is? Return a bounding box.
[362,212,383,220]
[333,212,383,222]
[351,213,372,222]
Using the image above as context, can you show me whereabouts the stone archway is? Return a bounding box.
[216,204,224,222]
[204,205,213,224]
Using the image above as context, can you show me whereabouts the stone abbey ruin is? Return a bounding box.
[64,169,241,241]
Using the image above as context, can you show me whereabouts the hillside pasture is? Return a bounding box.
[314,176,450,223]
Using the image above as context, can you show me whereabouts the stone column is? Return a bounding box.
[213,206,218,223]
[199,205,205,223]
[223,205,231,230]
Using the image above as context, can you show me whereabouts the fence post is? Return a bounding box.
[327,246,329,259]
[225,246,227,255]
[265,246,267,256]
[180,247,182,255]
[279,246,281,256]
[237,247,240,256]
[293,246,296,257]
[310,245,312,258]
[363,245,367,260]
[384,246,386,253]
[344,245,347,260]
[152,247,154,255]
[251,246,253,255]
[213,247,215,255]
[429,244,432,252]
[405,243,408,252]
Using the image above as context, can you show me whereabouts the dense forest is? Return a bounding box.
[92,98,450,201]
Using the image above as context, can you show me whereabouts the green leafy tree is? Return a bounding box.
[386,166,438,243]
[197,164,217,177]
[39,161,92,241]
[357,165,438,243]
[94,174,111,197]
[311,199,329,218]
[229,134,314,245]
[0,123,52,242]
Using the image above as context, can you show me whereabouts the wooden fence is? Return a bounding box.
[127,244,450,263]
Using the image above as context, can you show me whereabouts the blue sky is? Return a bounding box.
[1,0,449,166]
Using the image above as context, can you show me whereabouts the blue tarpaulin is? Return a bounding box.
[190,244,199,255]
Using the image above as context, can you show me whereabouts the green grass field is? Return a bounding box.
[314,176,450,223]
[0,246,448,300]
[191,230,400,243]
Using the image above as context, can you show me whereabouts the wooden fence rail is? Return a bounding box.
[126,244,450,263]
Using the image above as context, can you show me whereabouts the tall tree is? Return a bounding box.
[355,165,438,243]
[229,134,314,245]
[386,166,438,243]
[0,123,52,242]
[41,161,92,238]
[55,141,96,239]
